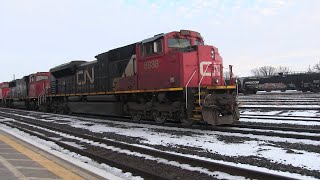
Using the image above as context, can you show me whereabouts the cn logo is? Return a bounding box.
[200,61,212,77]
[77,68,95,85]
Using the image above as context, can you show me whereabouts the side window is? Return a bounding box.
[30,76,35,83]
[141,38,163,56]
[154,39,163,53]
[145,42,153,55]
[140,45,145,56]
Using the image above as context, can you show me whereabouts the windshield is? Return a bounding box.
[0,84,8,88]
[36,76,49,81]
[168,38,191,48]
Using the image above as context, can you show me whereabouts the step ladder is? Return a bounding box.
[38,84,49,106]
[190,91,205,121]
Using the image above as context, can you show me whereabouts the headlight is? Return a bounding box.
[214,78,219,84]
[211,49,215,59]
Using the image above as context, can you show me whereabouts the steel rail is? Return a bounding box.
[0,108,319,141]
[240,114,320,122]
[0,121,169,180]
[0,114,293,180]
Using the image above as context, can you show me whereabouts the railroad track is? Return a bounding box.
[240,114,320,122]
[239,102,320,105]
[238,100,320,102]
[239,105,320,110]
[0,112,291,180]
[1,107,319,141]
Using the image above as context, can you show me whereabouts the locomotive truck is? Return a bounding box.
[0,30,239,126]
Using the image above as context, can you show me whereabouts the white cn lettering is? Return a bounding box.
[77,67,95,86]
[200,61,212,77]
[86,67,95,84]
[77,70,84,85]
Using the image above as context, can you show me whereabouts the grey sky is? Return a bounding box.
[1,0,319,82]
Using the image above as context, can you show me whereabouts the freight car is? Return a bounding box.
[1,30,239,126]
[241,72,320,94]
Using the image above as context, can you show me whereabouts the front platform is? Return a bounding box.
[0,129,111,180]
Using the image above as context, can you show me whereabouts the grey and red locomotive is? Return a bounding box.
[0,30,239,126]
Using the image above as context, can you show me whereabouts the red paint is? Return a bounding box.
[0,82,9,99]
[136,30,225,90]
[28,72,51,98]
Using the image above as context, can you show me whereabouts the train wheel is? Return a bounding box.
[180,118,194,126]
[153,111,167,124]
[131,111,142,121]
[179,111,194,126]
[68,110,73,115]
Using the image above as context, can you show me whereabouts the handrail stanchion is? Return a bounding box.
[198,65,210,107]
[185,69,197,109]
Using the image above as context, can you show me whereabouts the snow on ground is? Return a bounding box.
[256,90,302,94]
[240,118,320,126]
[240,109,320,117]
[53,117,320,175]
[240,115,320,121]
[1,119,318,180]
[240,105,320,108]
[1,109,320,179]
[0,124,140,180]
[229,127,320,137]
[239,109,320,125]
[0,122,247,180]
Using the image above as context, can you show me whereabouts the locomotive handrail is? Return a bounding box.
[185,69,197,109]
[198,65,210,107]
[3,91,9,106]
[38,83,46,106]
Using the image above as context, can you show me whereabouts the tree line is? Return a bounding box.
[224,61,320,80]
[250,61,320,77]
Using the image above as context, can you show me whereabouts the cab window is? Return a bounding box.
[168,38,191,48]
[0,84,8,88]
[141,38,163,56]
[36,76,49,81]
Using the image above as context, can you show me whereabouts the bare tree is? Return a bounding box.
[314,61,320,72]
[251,68,261,76]
[307,61,320,72]
[277,66,290,74]
[251,66,276,77]
[307,65,314,73]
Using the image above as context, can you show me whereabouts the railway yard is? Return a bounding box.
[0,91,319,180]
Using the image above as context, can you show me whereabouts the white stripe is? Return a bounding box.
[0,155,27,179]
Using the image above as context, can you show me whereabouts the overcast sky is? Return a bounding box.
[1,0,319,82]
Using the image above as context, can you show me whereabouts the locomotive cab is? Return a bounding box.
[137,30,226,89]
[136,30,239,125]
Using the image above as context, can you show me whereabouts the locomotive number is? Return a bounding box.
[144,60,159,70]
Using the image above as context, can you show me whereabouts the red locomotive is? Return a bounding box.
[0,82,9,106]
[3,73,51,109]
[0,30,239,125]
